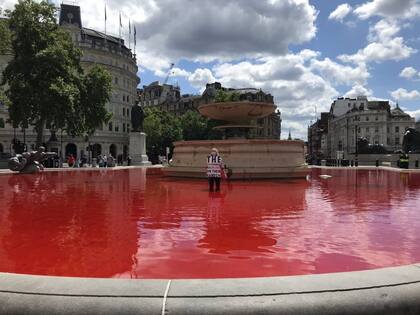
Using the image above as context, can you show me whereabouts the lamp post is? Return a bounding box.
[60,130,63,168]
[355,123,358,167]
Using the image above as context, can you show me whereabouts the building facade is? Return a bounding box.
[0,4,139,161]
[326,96,415,159]
[307,112,329,161]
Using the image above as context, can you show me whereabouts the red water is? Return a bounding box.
[1,168,420,279]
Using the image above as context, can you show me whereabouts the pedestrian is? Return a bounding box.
[127,155,132,166]
[207,148,224,192]
[68,154,75,168]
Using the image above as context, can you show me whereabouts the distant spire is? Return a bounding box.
[288,130,292,140]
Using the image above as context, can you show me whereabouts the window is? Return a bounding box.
[387,127,390,133]
[114,77,118,85]
[366,127,369,132]
[387,138,390,145]
[127,124,130,131]
[127,109,130,117]
[115,125,119,132]
[375,127,379,133]
[123,95,126,102]
[127,95,129,103]
[0,118,4,128]
[395,137,400,145]
[366,116,369,121]
[123,123,126,133]
[123,108,126,116]
[395,126,399,133]
[108,122,113,131]
[375,116,378,121]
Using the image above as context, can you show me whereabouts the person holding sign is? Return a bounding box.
[207,148,225,192]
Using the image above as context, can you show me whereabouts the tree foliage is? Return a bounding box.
[0,17,12,54]
[180,110,208,140]
[180,110,223,140]
[143,107,183,162]
[214,90,240,103]
[2,0,112,147]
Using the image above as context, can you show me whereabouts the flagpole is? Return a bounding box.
[128,19,131,50]
[119,12,122,41]
[134,25,137,56]
[104,2,107,36]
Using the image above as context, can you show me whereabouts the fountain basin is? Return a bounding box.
[163,139,308,179]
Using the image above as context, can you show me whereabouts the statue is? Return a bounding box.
[357,137,388,154]
[403,128,420,153]
[131,102,145,132]
[8,146,57,174]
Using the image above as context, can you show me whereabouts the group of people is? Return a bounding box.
[66,154,118,168]
[97,155,116,168]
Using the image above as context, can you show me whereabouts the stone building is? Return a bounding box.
[326,96,415,158]
[0,4,139,161]
[307,112,329,161]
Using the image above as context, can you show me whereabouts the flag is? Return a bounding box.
[129,20,131,34]
[119,12,122,27]
[134,25,137,46]
[104,4,107,21]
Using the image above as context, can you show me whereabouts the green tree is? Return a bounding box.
[2,0,111,147]
[0,17,12,54]
[214,90,240,103]
[143,107,182,162]
[180,110,224,140]
[180,110,208,140]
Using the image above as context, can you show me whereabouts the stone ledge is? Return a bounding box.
[1,265,420,314]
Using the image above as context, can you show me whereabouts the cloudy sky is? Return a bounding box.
[1,0,420,138]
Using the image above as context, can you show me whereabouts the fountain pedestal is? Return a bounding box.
[163,139,307,179]
[163,100,308,179]
[129,132,151,166]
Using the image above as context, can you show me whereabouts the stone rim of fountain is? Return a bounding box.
[1,264,420,314]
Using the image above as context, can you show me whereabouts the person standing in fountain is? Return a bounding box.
[207,148,224,192]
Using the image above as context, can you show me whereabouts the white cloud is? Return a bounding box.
[399,66,419,79]
[354,0,420,19]
[367,19,400,42]
[328,4,352,22]
[339,37,415,64]
[390,88,420,100]
[310,58,369,85]
[344,84,373,98]
[171,67,191,78]
[339,18,416,65]
[406,109,420,120]
[132,0,318,62]
[211,54,339,139]
[187,68,216,90]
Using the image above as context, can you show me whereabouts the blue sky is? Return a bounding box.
[2,0,420,138]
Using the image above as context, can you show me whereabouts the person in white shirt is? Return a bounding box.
[207,148,224,192]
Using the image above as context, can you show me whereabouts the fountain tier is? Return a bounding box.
[163,100,308,179]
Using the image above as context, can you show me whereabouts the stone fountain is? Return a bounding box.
[163,98,308,179]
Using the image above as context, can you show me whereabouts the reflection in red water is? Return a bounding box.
[0,168,420,279]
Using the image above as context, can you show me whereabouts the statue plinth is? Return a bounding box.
[129,132,151,166]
